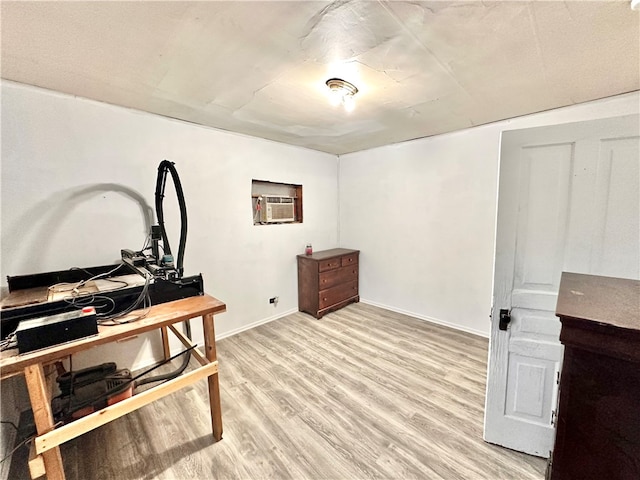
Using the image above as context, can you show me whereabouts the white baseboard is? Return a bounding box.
[360,299,489,338]
[135,301,488,372]
[215,308,298,341]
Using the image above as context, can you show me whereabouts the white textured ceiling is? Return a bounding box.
[2,1,639,155]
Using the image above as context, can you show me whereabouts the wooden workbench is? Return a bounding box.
[0,294,226,480]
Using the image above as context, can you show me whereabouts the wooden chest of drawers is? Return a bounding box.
[549,273,640,480]
[297,248,359,318]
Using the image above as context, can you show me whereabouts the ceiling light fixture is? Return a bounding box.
[326,78,358,112]
[632,0,640,10]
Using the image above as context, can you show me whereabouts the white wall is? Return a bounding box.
[1,81,339,372]
[338,91,640,337]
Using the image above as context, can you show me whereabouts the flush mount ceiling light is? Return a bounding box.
[326,78,358,112]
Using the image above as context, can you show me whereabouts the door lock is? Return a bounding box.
[499,309,511,331]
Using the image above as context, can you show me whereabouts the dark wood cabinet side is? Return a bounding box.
[297,255,319,315]
[550,273,640,480]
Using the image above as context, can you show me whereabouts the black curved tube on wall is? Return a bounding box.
[150,160,193,386]
[155,159,188,276]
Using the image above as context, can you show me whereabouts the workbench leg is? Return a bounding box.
[160,326,171,361]
[24,364,66,480]
[202,313,223,441]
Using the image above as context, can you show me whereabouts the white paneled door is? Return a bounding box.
[484,114,640,457]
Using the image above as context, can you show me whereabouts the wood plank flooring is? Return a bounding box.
[9,303,546,479]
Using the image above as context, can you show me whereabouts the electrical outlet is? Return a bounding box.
[269,296,279,304]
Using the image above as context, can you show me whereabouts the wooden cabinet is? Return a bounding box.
[297,248,359,318]
[550,272,640,480]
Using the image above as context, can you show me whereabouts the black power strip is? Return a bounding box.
[15,308,98,353]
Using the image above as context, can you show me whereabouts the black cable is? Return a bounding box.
[59,272,150,323]
[153,160,193,372]
[0,436,33,464]
[155,160,188,276]
[97,273,151,322]
[57,346,196,420]
[134,344,191,387]
[63,294,117,316]
[71,263,126,288]
[131,345,194,386]
[155,163,171,256]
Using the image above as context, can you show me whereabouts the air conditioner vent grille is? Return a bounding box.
[270,204,294,220]
[265,196,294,204]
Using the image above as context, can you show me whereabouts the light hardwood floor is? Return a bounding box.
[10,303,546,479]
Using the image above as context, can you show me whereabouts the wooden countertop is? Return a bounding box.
[0,294,226,378]
[556,272,640,362]
[556,272,640,330]
[297,248,359,260]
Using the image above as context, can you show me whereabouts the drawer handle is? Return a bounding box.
[323,298,327,301]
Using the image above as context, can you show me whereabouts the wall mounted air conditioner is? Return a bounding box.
[260,196,295,223]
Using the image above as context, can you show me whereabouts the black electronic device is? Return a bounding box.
[1,268,204,335]
[15,307,98,353]
[1,160,204,344]
[50,347,194,424]
[120,249,146,267]
[51,362,133,422]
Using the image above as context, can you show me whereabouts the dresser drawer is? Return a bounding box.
[341,253,358,267]
[319,265,358,290]
[318,257,341,272]
[319,280,358,310]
